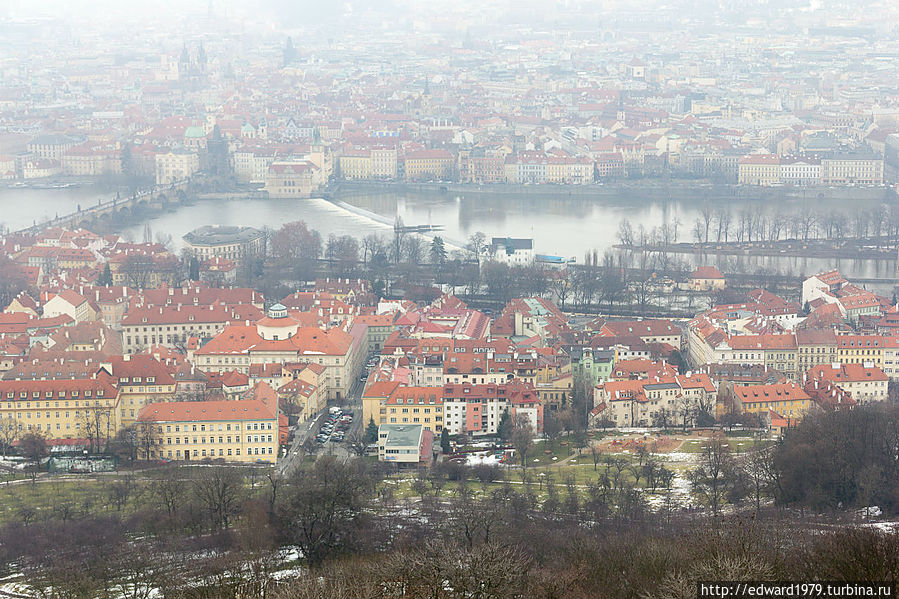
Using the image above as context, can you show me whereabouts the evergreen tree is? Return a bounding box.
[364,417,378,444]
[429,236,447,265]
[97,263,113,286]
[440,428,451,454]
[497,411,512,442]
[188,257,200,281]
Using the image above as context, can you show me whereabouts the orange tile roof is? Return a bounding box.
[691,266,724,280]
[122,303,263,326]
[196,325,354,356]
[386,386,443,405]
[109,355,176,385]
[808,363,888,383]
[0,375,117,399]
[600,319,682,338]
[362,380,401,399]
[729,334,797,350]
[733,383,809,403]
[138,399,276,422]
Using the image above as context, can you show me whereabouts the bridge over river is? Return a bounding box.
[14,180,193,235]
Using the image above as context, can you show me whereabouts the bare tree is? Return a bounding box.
[0,416,18,456]
[402,235,425,264]
[693,218,704,243]
[345,430,368,457]
[120,253,157,289]
[392,216,408,264]
[617,219,634,246]
[273,456,379,567]
[153,466,185,518]
[466,231,487,264]
[700,204,713,243]
[108,475,137,511]
[135,419,160,461]
[740,443,776,515]
[19,432,48,484]
[193,466,245,530]
[361,233,385,266]
[510,414,535,469]
[81,406,112,454]
[550,270,571,308]
[689,436,738,516]
[543,410,562,451]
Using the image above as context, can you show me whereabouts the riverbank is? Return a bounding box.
[331,179,895,203]
[618,238,899,261]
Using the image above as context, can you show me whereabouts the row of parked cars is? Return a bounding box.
[360,355,381,382]
[315,408,353,444]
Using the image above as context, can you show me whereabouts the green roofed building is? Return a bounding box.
[377,423,433,465]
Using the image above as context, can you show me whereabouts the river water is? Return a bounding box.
[0,185,115,229]
[2,184,897,285]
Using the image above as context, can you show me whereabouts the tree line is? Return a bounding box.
[618,202,899,246]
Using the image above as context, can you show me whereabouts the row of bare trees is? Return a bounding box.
[619,202,899,247]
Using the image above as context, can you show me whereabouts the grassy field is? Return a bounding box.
[0,476,155,525]
[382,429,778,507]
[0,463,279,526]
[675,437,760,453]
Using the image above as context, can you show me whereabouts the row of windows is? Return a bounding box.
[387,407,438,414]
[5,390,104,399]
[164,447,272,458]
[165,434,272,444]
[14,422,78,432]
[14,410,98,420]
[386,418,442,430]
[163,422,270,432]
[5,400,105,408]
[127,322,216,333]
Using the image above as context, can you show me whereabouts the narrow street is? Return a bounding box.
[276,376,366,476]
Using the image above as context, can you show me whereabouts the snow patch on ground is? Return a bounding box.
[862,521,899,533]
[661,452,697,463]
[465,453,501,466]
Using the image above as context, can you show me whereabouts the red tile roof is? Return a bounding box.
[733,382,809,403]
[808,363,888,383]
[138,399,276,422]
[196,325,353,356]
[691,266,724,280]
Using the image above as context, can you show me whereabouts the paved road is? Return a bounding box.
[323,379,364,461]
[275,377,366,476]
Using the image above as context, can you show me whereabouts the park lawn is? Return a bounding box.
[0,464,281,526]
[727,438,762,452]
[677,438,706,453]
[532,438,580,464]
[382,455,649,503]
[0,476,156,525]
[677,437,761,453]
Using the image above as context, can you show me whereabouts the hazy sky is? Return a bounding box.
[2,0,885,28]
